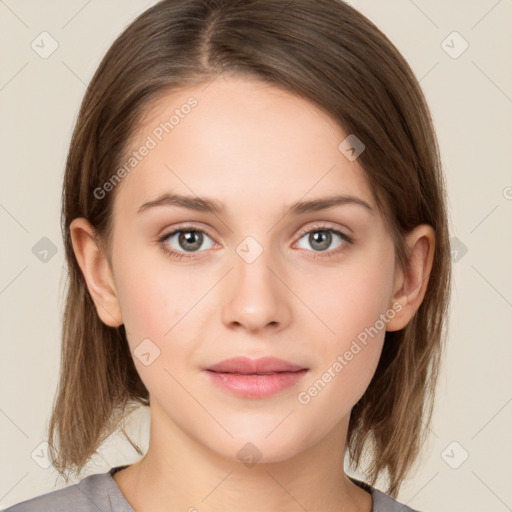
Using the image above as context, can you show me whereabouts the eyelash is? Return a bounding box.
[157,223,353,261]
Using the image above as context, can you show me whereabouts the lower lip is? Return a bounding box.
[205,369,308,398]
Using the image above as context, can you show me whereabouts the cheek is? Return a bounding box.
[301,241,395,347]
[112,249,214,385]
[295,244,395,410]
[113,239,203,339]
[113,270,196,400]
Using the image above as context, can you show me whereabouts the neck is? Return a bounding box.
[113,401,372,512]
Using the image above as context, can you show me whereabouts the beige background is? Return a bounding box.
[1,0,511,510]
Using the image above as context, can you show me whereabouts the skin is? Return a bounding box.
[70,74,435,512]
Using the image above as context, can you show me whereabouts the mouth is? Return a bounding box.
[203,357,309,398]
[207,370,302,375]
[205,356,308,374]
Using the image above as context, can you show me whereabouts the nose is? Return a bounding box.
[220,244,292,334]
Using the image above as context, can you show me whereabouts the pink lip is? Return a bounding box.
[204,357,309,398]
[206,356,306,374]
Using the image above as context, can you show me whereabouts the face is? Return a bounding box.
[105,75,399,463]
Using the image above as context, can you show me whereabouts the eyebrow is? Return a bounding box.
[137,193,374,216]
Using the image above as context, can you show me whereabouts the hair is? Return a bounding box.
[48,0,451,498]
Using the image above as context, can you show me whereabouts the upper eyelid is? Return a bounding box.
[296,223,348,237]
[159,223,216,242]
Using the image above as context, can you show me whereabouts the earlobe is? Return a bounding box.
[69,218,123,327]
[386,224,435,332]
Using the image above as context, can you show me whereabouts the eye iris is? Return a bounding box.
[310,230,331,251]
[179,231,203,251]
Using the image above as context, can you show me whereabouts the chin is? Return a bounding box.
[203,426,312,467]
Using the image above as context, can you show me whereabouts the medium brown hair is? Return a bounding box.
[49,0,451,497]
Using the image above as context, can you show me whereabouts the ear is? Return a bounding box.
[69,217,123,327]
[386,224,435,332]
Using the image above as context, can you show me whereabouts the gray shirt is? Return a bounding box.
[4,466,420,511]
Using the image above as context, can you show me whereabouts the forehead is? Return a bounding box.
[112,75,376,220]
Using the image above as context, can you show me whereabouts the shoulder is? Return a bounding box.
[348,476,422,512]
[371,487,421,512]
[3,468,133,512]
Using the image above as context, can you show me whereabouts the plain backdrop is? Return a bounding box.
[1,1,511,510]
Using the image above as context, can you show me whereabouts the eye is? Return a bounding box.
[294,225,352,258]
[157,223,353,261]
[158,226,216,260]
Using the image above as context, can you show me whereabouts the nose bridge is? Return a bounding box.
[220,234,291,331]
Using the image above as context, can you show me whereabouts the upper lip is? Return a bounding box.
[205,357,307,374]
